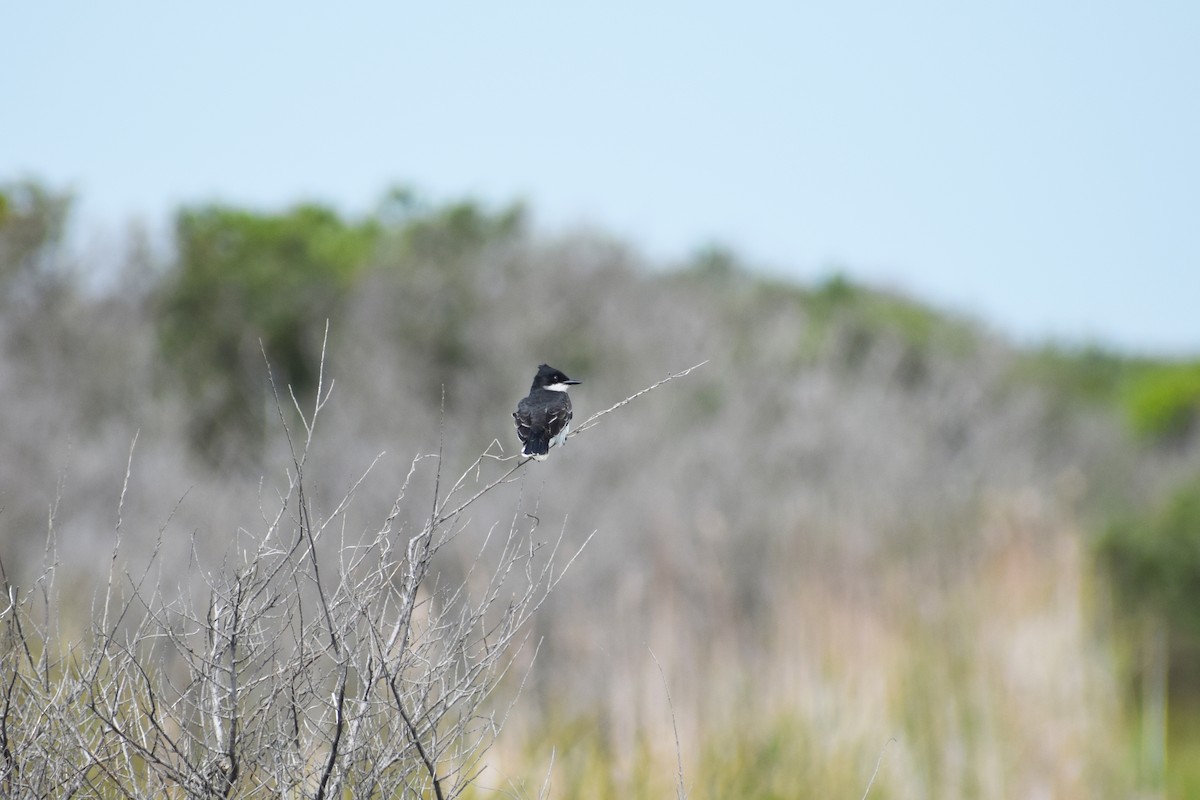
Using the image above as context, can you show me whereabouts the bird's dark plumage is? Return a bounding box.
[513,364,581,461]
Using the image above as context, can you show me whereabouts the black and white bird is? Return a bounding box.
[513,364,581,461]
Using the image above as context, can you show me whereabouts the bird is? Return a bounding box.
[513,364,581,461]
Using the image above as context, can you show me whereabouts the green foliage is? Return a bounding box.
[158,202,378,460]
[795,273,979,380]
[0,178,73,301]
[697,714,875,800]
[399,197,525,261]
[804,272,941,345]
[155,191,530,462]
[811,270,858,309]
[686,242,743,282]
[1122,362,1200,442]
[1010,347,1200,443]
[1168,698,1200,799]
[484,713,880,800]
[1012,344,1136,403]
[366,194,527,400]
[1097,478,1200,637]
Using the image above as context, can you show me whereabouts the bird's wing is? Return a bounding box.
[545,405,571,430]
[543,396,573,434]
[513,406,537,440]
[515,393,573,438]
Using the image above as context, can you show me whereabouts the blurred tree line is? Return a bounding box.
[0,180,73,309]
[158,190,526,462]
[4,174,1200,794]
[4,174,1200,625]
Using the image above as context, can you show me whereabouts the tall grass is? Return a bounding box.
[476,494,1132,799]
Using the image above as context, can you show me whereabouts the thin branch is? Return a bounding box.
[394,696,446,800]
[860,737,895,800]
[314,664,349,800]
[433,461,526,528]
[535,748,555,800]
[649,648,687,800]
[431,386,445,527]
[571,360,708,436]
[433,361,708,528]
[114,430,139,539]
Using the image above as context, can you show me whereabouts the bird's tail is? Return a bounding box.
[522,437,550,460]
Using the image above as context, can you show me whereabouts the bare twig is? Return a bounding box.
[649,648,687,800]
[114,430,138,538]
[860,737,895,800]
[572,360,708,436]
[433,361,708,528]
[535,747,556,800]
[393,689,446,800]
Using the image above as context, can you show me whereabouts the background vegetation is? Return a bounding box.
[2,177,1199,797]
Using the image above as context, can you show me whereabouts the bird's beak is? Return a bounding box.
[565,379,582,385]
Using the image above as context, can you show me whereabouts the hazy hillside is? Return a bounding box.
[3,179,1200,797]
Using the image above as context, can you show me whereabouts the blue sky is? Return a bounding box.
[4,1,1198,354]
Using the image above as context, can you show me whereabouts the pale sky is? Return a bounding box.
[4,1,1198,354]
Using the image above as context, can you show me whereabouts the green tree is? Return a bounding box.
[360,193,527,401]
[1097,478,1200,789]
[156,192,526,464]
[0,179,73,306]
[1123,362,1200,443]
[1100,480,1200,635]
[158,202,378,463]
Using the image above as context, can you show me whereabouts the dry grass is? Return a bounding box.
[475,492,1133,799]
